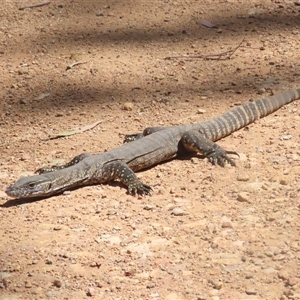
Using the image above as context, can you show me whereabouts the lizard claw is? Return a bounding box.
[208,150,239,167]
[128,181,153,195]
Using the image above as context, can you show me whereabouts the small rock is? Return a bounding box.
[213,280,223,290]
[144,204,154,211]
[287,277,298,286]
[197,109,206,114]
[221,222,232,229]
[171,207,189,216]
[20,153,30,161]
[169,188,176,194]
[237,174,249,181]
[282,135,292,140]
[106,209,117,215]
[265,251,273,257]
[279,178,288,185]
[245,289,257,295]
[266,214,277,221]
[257,87,266,94]
[237,192,250,203]
[123,102,134,111]
[191,157,199,164]
[146,282,155,288]
[45,258,53,265]
[86,287,96,297]
[53,280,62,288]
[278,270,289,281]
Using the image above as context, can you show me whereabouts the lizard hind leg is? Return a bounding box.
[180,130,238,167]
[123,126,168,143]
[36,153,91,174]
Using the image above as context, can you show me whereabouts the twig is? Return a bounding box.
[19,1,51,10]
[165,38,245,61]
[66,61,88,70]
[42,120,103,140]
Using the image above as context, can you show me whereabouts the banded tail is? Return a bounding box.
[202,88,300,141]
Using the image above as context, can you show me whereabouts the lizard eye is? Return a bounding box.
[28,183,36,189]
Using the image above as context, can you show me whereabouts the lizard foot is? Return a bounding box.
[207,150,239,167]
[127,181,153,195]
[123,133,144,143]
[36,167,55,174]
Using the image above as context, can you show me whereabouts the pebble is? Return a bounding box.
[287,277,298,287]
[257,87,266,94]
[191,157,199,164]
[86,287,96,297]
[282,135,292,140]
[245,289,257,295]
[237,192,250,203]
[20,153,30,161]
[53,280,62,288]
[266,213,277,221]
[144,204,154,210]
[237,174,249,181]
[278,270,289,281]
[213,280,223,290]
[146,282,155,289]
[45,258,53,265]
[221,221,232,228]
[123,102,134,111]
[171,207,189,216]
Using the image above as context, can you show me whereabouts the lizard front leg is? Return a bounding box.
[181,130,239,167]
[101,161,152,195]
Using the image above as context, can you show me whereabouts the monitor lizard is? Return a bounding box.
[6,88,300,199]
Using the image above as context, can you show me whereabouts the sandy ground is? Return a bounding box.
[0,1,300,299]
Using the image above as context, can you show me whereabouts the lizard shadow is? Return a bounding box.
[1,195,64,207]
[1,196,53,207]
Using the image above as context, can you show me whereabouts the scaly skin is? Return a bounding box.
[6,88,300,199]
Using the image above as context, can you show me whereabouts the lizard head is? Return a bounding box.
[6,174,57,198]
